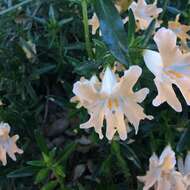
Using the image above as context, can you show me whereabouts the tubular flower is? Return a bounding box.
[130,0,162,30]
[0,122,23,166]
[168,15,190,44]
[143,27,190,112]
[138,146,186,190]
[72,66,153,141]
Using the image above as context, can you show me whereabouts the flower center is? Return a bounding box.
[107,99,119,112]
[161,155,174,170]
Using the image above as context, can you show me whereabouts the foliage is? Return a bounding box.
[0,0,190,189]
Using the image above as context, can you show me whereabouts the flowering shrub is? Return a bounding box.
[0,0,190,189]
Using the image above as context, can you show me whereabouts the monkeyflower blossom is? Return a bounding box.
[0,122,23,166]
[143,27,190,112]
[72,66,153,141]
[130,0,162,30]
[168,15,190,44]
[138,146,186,190]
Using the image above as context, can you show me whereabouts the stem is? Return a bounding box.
[81,0,93,59]
[0,0,33,16]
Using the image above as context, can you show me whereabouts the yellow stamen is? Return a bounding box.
[167,70,183,78]
[108,99,113,110]
[114,99,119,108]
[162,155,173,170]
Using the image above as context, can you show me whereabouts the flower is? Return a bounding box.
[138,146,186,190]
[143,27,190,112]
[168,14,190,44]
[0,122,23,166]
[130,0,162,30]
[72,66,153,140]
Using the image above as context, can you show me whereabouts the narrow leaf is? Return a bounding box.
[93,0,128,65]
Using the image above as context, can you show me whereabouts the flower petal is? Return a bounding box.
[152,77,182,112]
[73,81,98,103]
[154,28,182,67]
[184,152,190,175]
[138,154,160,190]
[123,99,153,133]
[101,67,117,95]
[105,112,117,140]
[0,145,7,166]
[143,50,163,76]
[166,52,190,76]
[156,177,171,190]
[118,65,142,97]
[175,77,190,105]
[80,109,104,140]
[134,88,150,103]
[159,145,176,171]
[115,111,128,140]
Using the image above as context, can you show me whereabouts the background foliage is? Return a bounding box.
[0,0,190,189]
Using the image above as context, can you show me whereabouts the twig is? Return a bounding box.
[0,0,33,16]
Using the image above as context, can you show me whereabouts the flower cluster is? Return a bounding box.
[138,146,190,190]
[0,122,23,166]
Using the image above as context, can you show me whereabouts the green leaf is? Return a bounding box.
[31,64,56,78]
[92,0,128,65]
[127,9,136,45]
[121,144,142,169]
[35,168,50,184]
[58,17,74,27]
[27,160,45,167]
[55,143,77,165]
[49,5,56,20]
[177,128,190,152]
[7,166,36,178]
[34,130,49,155]
[42,181,58,190]
[142,19,156,48]
[54,165,65,178]
[111,141,129,178]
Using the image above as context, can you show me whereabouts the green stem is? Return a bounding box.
[81,0,93,59]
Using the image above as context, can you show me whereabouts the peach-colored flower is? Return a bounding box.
[0,122,23,166]
[138,146,186,190]
[168,15,190,44]
[143,27,190,112]
[72,66,153,140]
[130,0,162,30]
